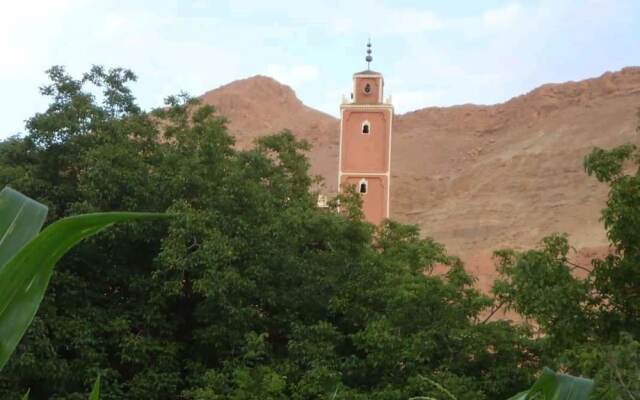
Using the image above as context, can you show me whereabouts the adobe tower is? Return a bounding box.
[338,41,393,224]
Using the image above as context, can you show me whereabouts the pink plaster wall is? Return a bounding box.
[341,175,388,225]
[340,109,391,173]
[353,77,382,104]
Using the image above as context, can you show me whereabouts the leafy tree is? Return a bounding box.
[0,65,534,399]
[0,66,175,400]
[0,186,164,400]
[492,140,640,398]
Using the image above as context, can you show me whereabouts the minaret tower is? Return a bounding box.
[338,40,393,224]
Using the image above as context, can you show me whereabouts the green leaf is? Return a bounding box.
[89,375,100,400]
[508,368,595,400]
[0,187,48,269]
[21,389,30,400]
[0,204,167,371]
[418,375,458,400]
[506,392,527,400]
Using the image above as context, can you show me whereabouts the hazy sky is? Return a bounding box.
[1,0,639,139]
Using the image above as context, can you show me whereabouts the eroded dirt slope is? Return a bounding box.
[199,67,640,291]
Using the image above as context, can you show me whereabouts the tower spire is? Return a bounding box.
[365,39,373,70]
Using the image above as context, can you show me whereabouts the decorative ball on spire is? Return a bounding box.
[365,39,373,68]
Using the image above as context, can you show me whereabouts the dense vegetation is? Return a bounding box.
[0,66,637,399]
[493,140,640,399]
[0,186,164,400]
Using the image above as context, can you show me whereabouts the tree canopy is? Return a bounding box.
[492,142,640,399]
[1,65,638,399]
[0,66,534,399]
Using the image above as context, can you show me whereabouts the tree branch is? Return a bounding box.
[566,259,592,273]
[481,300,506,324]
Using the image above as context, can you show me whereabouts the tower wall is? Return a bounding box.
[340,108,391,172]
[353,76,383,104]
[340,175,388,225]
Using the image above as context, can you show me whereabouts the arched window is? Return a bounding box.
[361,120,371,135]
[358,178,368,194]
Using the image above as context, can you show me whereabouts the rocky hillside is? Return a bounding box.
[200,76,340,193]
[199,67,640,291]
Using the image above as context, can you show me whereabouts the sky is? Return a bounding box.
[1,0,639,139]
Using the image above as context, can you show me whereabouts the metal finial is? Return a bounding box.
[365,39,373,69]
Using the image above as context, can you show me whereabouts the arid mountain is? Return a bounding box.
[199,68,640,291]
[200,76,340,194]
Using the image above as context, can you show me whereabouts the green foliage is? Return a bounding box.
[15,62,640,399]
[411,375,459,400]
[493,142,640,397]
[0,65,535,399]
[0,188,47,267]
[507,368,594,400]
[89,376,101,400]
[492,234,590,347]
[560,333,640,400]
[0,186,165,372]
[584,145,640,339]
[583,143,636,183]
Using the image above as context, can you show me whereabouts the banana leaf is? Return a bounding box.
[0,186,167,371]
[89,375,100,400]
[0,188,47,270]
[508,367,594,400]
